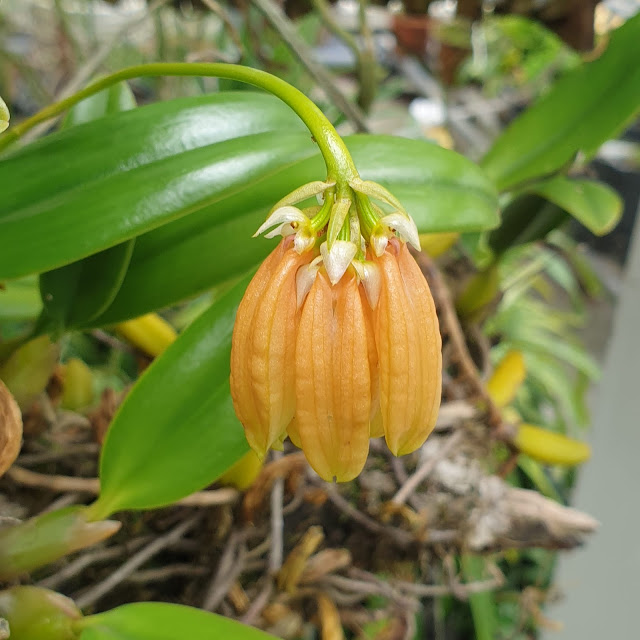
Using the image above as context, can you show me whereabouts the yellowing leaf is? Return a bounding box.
[516,424,590,466]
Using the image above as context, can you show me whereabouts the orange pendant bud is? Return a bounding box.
[295,270,372,481]
[231,176,443,482]
[230,239,311,457]
[373,241,442,456]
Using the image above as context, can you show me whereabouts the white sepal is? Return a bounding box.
[264,222,295,239]
[353,261,381,309]
[380,213,421,251]
[294,228,316,254]
[320,240,357,285]
[254,206,309,238]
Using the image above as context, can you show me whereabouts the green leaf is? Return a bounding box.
[91,275,251,516]
[461,555,498,640]
[39,241,135,330]
[0,277,41,320]
[481,13,640,191]
[0,93,307,280]
[37,83,139,331]
[0,94,498,291]
[78,602,277,640]
[524,176,622,235]
[62,82,136,128]
[90,135,499,325]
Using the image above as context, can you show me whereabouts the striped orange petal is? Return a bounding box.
[373,242,441,456]
[295,271,372,481]
[230,239,311,457]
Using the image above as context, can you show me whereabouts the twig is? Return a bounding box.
[200,0,244,55]
[18,443,100,466]
[6,466,99,494]
[251,0,370,132]
[392,431,465,506]
[323,484,413,547]
[75,514,201,608]
[355,0,377,112]
[241,580,274,626]
[91,330,137,355]
[202,530,248,611]
[6,465,239,507]
[128,563,208,584]
[310,0,376,112]
[269,451,285,574]
[39,493,82,515]
[21,0,173,144]
[38,537,152,590]
[328,565,503,602]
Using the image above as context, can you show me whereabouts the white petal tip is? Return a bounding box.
[381,213,421,251]
[371,232,389,257]
[320,240,357,285]
[254,206,309,238]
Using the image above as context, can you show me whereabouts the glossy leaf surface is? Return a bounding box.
[0,93,307,279]
[92,275,251,516]
[40,241,135,330]
[39,84,138,330]
[91,135,499,324]
[524,176,622,236]
[0,94,498,291]
[482,13,640,191]
[78,603,276,640]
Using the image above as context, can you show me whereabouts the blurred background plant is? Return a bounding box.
[0,0,639,639]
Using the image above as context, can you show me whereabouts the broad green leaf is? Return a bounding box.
[89,135,499,325]
[0,94,498,285]
[38,83,139,331]
[62,82,136,127]
[0,93,307,279]
[524,176,622,235]
[78,602,276,640]
[0,277,41,320]
[91,275,251,516]
[481,13,640,191]
[40,241,135,330]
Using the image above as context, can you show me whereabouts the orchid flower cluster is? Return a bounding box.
[230,177,442,482]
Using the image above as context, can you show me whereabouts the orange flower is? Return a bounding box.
[230,238,312,456]
[230,178,442,481]
[294,269,373,481]
[373,241,441,456]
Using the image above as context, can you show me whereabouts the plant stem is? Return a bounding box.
[0,63,359,183]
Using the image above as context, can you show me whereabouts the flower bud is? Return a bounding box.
[231,177,442,481]
[0,506,120,580]
[373,241,441,456]
[295,271,372,481]
[230,238,312,456]
[0,586,81,640]
[0,379,21,478]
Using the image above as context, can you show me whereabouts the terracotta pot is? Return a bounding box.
[392,13,468,85]
[392,14,432,57]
